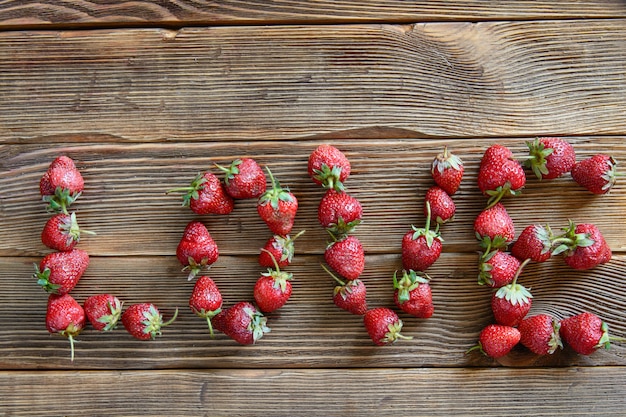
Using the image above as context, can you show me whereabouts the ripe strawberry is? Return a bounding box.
[491,261,533,327]
[216,158,266,199]
[176,220,219,280]
[560,312,617,355]
[83,294,123,332]
[317,189,363,237]
[524,137,576,180]
[518,314,563,355]
[121,303,178,340]
[424,186,455,224]
[431,146,464,195]
[363,307,412,346]
[167,171,234,215]
[40,156,84,213]
[308,144,351,191]
[189,276,223,337]
[212,301,270,345]
[552,221,611,270]
[511,224,553,263]
[254,250,294,313]
[401,202,443,272]
[477,144,526,208]
[571,154,617,194]
[259,230,305,269]
[41,212,94,252]
[477,250,520,288]
[468,324,520,358]
[474,203,515,250]
[324,235,365,280]
[393,270,434,319]
[46,293,85,361]
[34,249,89,295]
[321,263,367,315]
[257,167,298,236]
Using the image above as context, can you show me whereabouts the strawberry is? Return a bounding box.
[189,276,223,337]
[467,324,520,358]
[473,203,515,250]
[571,154,617,194]
[324,235,365,280]
[259,230,305,269]
[424,186,455,224]
[254,250,294,313]
[121,303,178,340]
[552,221,611,270]
[317,189,363,237]
[402,202,443,272]
[490,259,533,327]
[34,249,89,295]
[46,293,85,361]
[40,156,84,214]
[167,171,234,215]
[518,314,563,355]
[257,167,298,236]
[559,312,618,355]
[524,137,576,180]
[431,146,464,195]
[393,270,434,319]
[321,263,367,315]
[510,224,553,263]
[176,220,219,280]
[477,250,520,288]
[83,294,123,332]
[477,144,526,208]
[363,307,412,346]
[41,212,95,252]
[212,301,270,345]
[308,144,351,191]
[216,158,266,199]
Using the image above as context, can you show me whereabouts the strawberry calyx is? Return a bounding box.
[321,263,362,300]
[432,146,463,174]
[493,258,532,304]
[326,216,362,239]
[191,306,222,338]
[244,305,271,343]
[214,159,242,186]
[551,220,595,256]
[381,319,413,345]
[61,212,96,247]
[477,250,497,286]
[524,138,555,180]
[142,306,179,340]
[97,298,123,332]
[393,269,430,303]
[43,186,81,214]
[183,255,212,281]
[601,156,618,192]
[260,249,293,293]
[33,264,61,294]
[547,318,564,354]
[410,201,443,248]
[271,230,306,264]
[313,163,345,192]
[258,167,295,211]
[166,172,207,207]
[485,181,521,209]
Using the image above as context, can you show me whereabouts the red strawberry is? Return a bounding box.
[254,250,294,313]
[216,158,266,199]
[167,171,234,215]
[324,235,365,280]
[491,261,533,327]
[477,250,520,288]
[34,249,89,295]
[402,202,443,272]
[393,270,434,319]
[525,137,576,180]
[474,203,515,250]
[477,144,526,208]
[317,189,363,237]
[257,167,298,236]
[431,146,464,195]
[189,276,223,337]
[363,307,412,346]
[121,303,178,340]
[559,312,617,355]
[41,212,95,252]
[571,154,617,194]
[321,263,367,315]
[511,224,553,263]
[308,144,351,191]
[424,186,455,224]
[259,230,305,269]
[40,156,84,213]
[552,222,611,270]
[176,220,219,280]
[46,293,85,361]
[468,324,520,358]
[518,314,563,355]
[212,301,270,345]
[83,294,123,332]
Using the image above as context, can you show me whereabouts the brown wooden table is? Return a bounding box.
[1,2,626,415]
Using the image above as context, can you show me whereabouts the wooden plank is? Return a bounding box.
[1,21,625,142]
[0,1,625,28]
[2,367,626,416]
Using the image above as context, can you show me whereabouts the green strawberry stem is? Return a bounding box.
[165,173,207,207]
[260,167,294,211]
[320,263,346,286]
[261,248,281,272]
[163,308,179,327]
[60,322,82,362]
[510,258,531,286]
[485,182,513,209]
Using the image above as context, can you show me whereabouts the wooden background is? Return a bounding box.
[1,1,626,415]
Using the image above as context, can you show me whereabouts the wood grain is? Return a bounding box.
[1,21,626,143]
